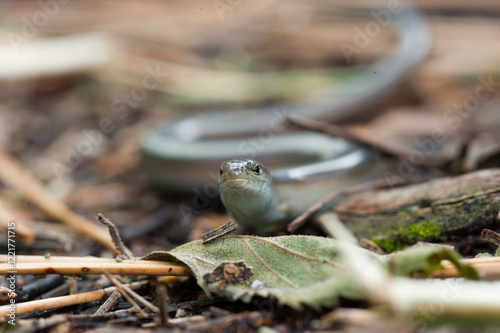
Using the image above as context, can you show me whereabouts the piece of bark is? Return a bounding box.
[335,169,500,251]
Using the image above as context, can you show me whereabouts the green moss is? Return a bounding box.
[343,193,500,253]
[373,238,405,253]
[406,221,441,241]
[373,221,442,253]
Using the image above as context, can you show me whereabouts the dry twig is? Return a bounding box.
[103,270,160,314]
[0,200,35,244]
[432,256,500,279]
[0,254,192,276]
[481,228,500,247]
[102,270,148,317]
[96,213,134,258]
[0,280,147,318]
[94,291,122,315]
[202,221,238,243]
[287,179,403,232]
[156,284,169,326]
[285,115,446,167]
[0,149,117,253]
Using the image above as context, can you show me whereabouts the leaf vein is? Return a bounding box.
[246,236,340,269]
[242,238,297,289]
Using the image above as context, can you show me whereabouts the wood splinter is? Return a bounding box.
[201,221,238,243]
[481,228,500,247]
[96,213,133,259]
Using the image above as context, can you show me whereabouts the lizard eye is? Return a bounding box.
[220,167,224,175]
[252,164,262,175]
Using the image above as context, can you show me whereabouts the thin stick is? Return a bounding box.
[0,280,147,317]
[102,270,148,317]
[94,291,122,315]
[96,213,134,258]
[285,115,445,167]
[68,279,78,295]
[481,228,500,247]
[0,33,111,80]
[157,276,183,285]
[0,259,192,276]
[202,221,238,243]
[0,201,35,245]
[432,257,500,278]
[287,179,399,232]
[121,284,160,314]
[0,254,142,263]
[156,284,169,326]
[0,149,117,253]
[104,270,160,314]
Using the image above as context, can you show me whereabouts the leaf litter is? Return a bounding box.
[142,234,479,310]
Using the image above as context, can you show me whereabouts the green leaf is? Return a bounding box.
[143,235,366,310]
[386,245,480,280]
[142,236,479,309]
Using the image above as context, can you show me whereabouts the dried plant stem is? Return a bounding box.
[285,115,445,167]
[156,284,169,326]
[0,254,129,263]
[287,179,397,232]
[102,270,148,317]
[0,150,117,253]
[0,255,192,276]
[94,291,122,315]
[157,276,183,285]
[0,280,147,318]
[0,200,35,244]
[103,270,159,314]
[432,257,500,279]
[481,228,500,247]
[96,213,133,258]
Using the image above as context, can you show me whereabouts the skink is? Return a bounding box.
[141,8,431,223]
[218,158,373,231]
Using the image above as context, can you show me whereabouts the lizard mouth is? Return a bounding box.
[220,178,268,189]
[221,179,251,189]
